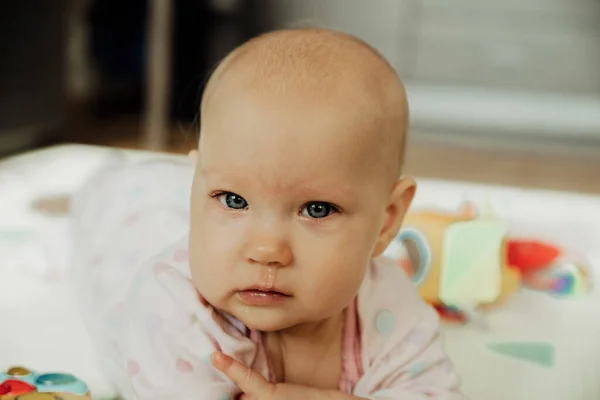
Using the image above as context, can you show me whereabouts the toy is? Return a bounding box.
[485,342,555,367]
[385,203,592,323]
[0,366,89,399]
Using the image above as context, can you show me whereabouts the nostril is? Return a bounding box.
[267,261,282,267]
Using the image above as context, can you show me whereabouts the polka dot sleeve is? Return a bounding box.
[106,258,258,400]
[362,310,467,399]
[353,258,468,399]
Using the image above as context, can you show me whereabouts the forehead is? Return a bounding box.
[199,90,380,188]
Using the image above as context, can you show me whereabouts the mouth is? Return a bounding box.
[242,285,291,296]
[236,286,292,305]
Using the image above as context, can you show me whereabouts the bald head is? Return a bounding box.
[200,28,409,181]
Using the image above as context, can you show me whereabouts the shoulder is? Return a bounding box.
[358,256,435,351]
[117,236,259,380]
[359,256,430,320]
[127,237,196,316]
[126,236,244,337]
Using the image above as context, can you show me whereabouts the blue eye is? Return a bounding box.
[302,202,334,219]
[217,192,248,209]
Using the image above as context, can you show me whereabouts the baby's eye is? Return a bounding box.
[301,202,336,219]
[216,192,248,210]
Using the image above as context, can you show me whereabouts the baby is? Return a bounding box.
[72,28,466,399]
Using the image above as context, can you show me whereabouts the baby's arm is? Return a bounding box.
[354,308,466,400]
[349,258,467,400]
[212,299,465,400]
[212,331,463,400]
[106,259,254,400]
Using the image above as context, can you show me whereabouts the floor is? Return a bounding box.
[405,138,600,195]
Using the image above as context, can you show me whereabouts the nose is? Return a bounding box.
[245,233,293,267]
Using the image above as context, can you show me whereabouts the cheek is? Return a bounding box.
[295,218,379,310]
[190,196,246,256]
[301,251,367,318]
[188,199,245,297]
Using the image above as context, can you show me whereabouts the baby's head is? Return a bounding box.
[189,28,415,332]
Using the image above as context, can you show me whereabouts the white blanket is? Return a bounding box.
[0,144,598,400]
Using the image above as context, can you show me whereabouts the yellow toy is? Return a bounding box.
[385,203,591,322]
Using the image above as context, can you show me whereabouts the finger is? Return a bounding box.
[211,351,271,397]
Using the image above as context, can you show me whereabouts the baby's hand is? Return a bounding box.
[211,352,356,400]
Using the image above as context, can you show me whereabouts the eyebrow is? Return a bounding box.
[200,168,357,199]
[294,184,357,199]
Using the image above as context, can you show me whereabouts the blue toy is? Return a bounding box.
[0,366,89,399]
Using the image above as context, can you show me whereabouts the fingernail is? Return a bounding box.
[211,351,223,365]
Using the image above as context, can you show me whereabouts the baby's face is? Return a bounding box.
[189,90,395,332]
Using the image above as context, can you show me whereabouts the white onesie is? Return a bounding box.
[71,154,466,399]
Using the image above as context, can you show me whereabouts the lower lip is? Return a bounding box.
[237,290,289,305]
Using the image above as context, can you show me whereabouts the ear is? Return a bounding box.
[372,177,417,257]
[188,149,199,168]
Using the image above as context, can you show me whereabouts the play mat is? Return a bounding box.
[0,144,598,400]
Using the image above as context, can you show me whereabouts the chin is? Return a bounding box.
[233,308,296,332]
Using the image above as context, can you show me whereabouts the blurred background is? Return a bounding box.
[2,0,600,193]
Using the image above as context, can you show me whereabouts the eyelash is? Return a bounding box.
[209,191,248,210]
[312,203,341,215]
[208,191,342,218]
